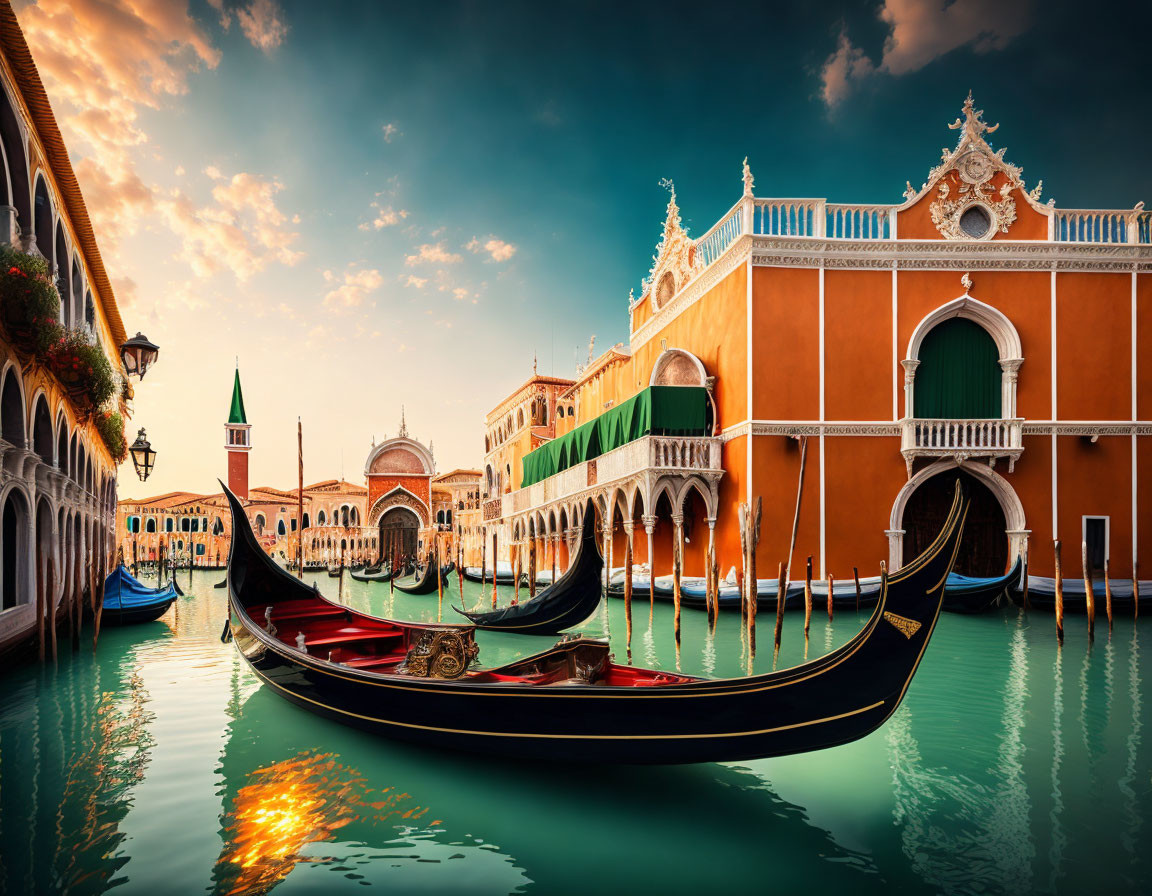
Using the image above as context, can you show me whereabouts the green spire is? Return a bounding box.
[228,367,248,424]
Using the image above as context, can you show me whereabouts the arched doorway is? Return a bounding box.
[379,506,420,561]
[902,468,1008,576]
[913,318,1001,418]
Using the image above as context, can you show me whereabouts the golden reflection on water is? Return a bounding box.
[215,751,437,895]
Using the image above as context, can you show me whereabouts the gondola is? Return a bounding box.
[392,560,453,595]
[463,563,521,585]
[454,504,604,635]
[214,578,228,589]
[102,564,178,625]
[940,555,1023,614]
[327,566,342,578]
[1012,575,1152,614]
[350,564,395,583]
[607,572,883,611]
[223,480,968,763]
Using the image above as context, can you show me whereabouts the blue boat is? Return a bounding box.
[102,564,179,625]
[940,555,1024,614]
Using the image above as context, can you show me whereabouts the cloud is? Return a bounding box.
[322,265,384,309]
[236,0,289,52]
[820,0,1032,108]
[382,122,401,142]
[452,287,469,301]
[405,275,428,288]
[405,242,462,266]
[820,32,876,108]
[359,203,409,231]
[466,236,518,262]
[15,0,302,287]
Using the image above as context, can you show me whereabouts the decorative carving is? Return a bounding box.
[961,272,972,292]
[399,628,479,679]
[645,181,704,311]
[368,487,428,527]
[742,157,754,197]
[883,611,922,639]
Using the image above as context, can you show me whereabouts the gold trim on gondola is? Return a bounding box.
[882,612,921,639]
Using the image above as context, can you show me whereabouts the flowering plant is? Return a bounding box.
[95,409,127,462]
[0,244,64,355]
[48,327,116,409]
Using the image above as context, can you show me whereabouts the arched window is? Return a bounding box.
[913,319,1002,418]
[1,368,25,446]
[126,516,140,534]
[54,223,69,325]
[255,514,266,535]
[517,408,524,429]
[213,517,225,535]
[145,517,156,533]
[165,517,174,533]
[277,519,286,536]
[317,509,326,526]
[31,395,52,464]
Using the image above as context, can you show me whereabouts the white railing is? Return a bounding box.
[752,198,821,237]
[1053,207,1150,244]
[901,418,1024,454]
[694,202,744,268]
[499,435,722,519]
[825,203,894,239]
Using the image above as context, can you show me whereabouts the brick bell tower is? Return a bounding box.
[225,365,251,500]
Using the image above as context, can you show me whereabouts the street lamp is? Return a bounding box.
[120,332,160,379]
[128,428,156,481]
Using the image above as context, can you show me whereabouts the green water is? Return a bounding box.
[0,571,1148,894]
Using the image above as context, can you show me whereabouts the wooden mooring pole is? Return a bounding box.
[804,556,813,641]
[1054,539,1064,644]
[673,517,683,646]
[773,561,785,663]
[1104,557,1113,634]
[853,567,861,613]
[1082,540,1095,642]
[624,524,634,649]
[826,573,834,621]
[748,497,761,655]
[492,531,499,607]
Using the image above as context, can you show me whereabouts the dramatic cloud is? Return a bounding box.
[359,203,409,231]
[405,242,462,266]
[381,122,401,142]
[15,0,303,289]
[322,266,384,309]
[821,0,1032,108]
[466,236,518,262]
[236,0,289,51]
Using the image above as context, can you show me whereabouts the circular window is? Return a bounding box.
[959,205,992,239]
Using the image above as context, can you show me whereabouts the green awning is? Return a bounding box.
[521,385,708,487]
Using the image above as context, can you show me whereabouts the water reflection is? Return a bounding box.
[0,642,156,894]
[213,750,427,894]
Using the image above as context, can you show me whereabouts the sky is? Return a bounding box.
[14,0,1152,499]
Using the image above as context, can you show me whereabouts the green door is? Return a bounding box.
[913,319,1002,418]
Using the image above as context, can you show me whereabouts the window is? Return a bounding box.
[126,516,140,534]
[959,205,991,239]
[1083,516,1108,575]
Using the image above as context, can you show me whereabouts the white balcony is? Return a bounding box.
[901,418,1024,475]
[497,434,722,520]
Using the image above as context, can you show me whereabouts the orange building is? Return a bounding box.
[478,95,1151,588]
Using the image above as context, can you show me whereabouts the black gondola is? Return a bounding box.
[222,480,968,764]
[214,578,228,589]
[350,565,395,583]
[941,555,1024,614]
[393,560,453,595]
[455,503,603,635]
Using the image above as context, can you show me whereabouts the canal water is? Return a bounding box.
[0,571,1147,894]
